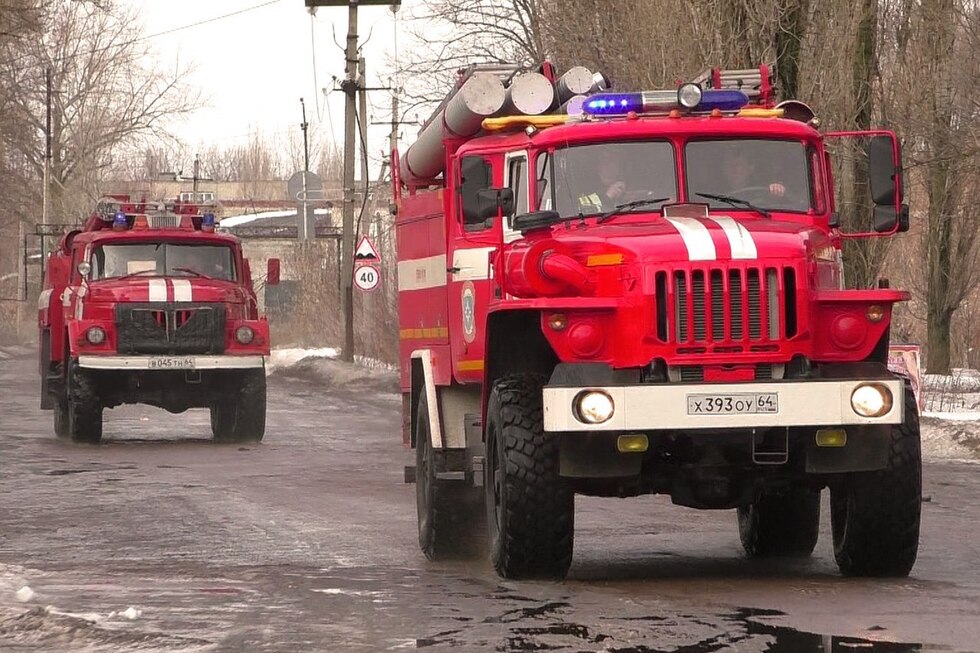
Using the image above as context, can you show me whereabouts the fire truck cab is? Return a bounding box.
[38,196,276,444]
[396,64,919,580]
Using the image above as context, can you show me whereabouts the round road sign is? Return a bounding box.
[354,264,381,292]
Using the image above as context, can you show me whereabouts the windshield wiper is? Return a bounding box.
[172,267,214,279]
[595,197,670,223]
[695,191,771,219]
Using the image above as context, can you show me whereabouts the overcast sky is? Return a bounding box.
[132,0,407,172]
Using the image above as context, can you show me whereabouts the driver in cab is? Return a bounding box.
[718,148,786,199]
[578,151,632,211]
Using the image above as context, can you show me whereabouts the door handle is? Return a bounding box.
[447,266,461,274]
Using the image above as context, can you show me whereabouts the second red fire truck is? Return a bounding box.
[38,196,277,444]
[395,64,919,579]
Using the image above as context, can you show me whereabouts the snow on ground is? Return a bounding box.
[264,350,980,463]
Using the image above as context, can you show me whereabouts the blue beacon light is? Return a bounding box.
[112,211,128,231]
[697,89,750,112]
[202,212,216,232]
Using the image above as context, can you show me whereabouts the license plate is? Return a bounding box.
[147,356,195,370]
[687,392,778,415]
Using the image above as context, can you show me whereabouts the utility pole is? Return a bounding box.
[358,57,368,189]
[340,1,359,362]
[370,91,402,183]
[300,97,311,242]
[304,0,400,362]
[192,154,200,194]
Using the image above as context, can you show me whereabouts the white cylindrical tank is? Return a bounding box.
[402,73,506,182]
[554,66,594,104]
[499,72,555,116]
[560,95,587,116]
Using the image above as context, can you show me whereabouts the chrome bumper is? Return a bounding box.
[77,355,265,370]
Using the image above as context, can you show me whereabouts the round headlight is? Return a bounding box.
[850,383,893,417]
[86,326,106,345]
[235,325,255,345]
[77,261,92,277]
[677,83,703,109]
[574,390,615,424]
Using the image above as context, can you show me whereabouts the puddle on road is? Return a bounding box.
[415,605,931,651]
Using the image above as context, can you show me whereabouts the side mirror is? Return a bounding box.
[874,204,910,233]
[465,187,515,224]
[868,135,902,206]
[267,258,281,286]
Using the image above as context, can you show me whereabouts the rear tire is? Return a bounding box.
[831,379,921,576]
[416,390,483,560]
[485,373,573,579]
[211,369,266,443]
[67,360,103,444]
[738,488,820,557]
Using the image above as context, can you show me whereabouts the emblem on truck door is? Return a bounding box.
[462,282,476,343]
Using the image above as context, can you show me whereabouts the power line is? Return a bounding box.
[1,0,284,69]
[143,0,283,41]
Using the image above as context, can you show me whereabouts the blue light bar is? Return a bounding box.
[583,93,643,115]
[582,87,751,116]
[698,89,749,112]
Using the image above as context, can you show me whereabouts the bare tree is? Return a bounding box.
[0,1,202,222]
[397,0,548,109]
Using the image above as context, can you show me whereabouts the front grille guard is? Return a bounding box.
[655,263,801,352]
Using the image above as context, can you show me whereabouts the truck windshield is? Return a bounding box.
[90,243,236,281]
[686,139,812,213]
[543,141,676,217]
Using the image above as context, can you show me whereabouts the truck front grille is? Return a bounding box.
[116,302,226,355]
[656,266,798,346]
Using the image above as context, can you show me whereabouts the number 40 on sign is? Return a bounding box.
[354,264,381,292]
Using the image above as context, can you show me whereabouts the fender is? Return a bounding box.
[411,349,443,450]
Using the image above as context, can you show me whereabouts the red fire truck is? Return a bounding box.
[395,63,919,580]
[38,196,277,444]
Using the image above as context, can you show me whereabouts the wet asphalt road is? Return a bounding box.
[1,352,979,652]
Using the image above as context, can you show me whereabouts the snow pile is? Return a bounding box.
[919,369,980,463]
[267,347,398,395]
[15,586,35,603]
[266,347,339,373]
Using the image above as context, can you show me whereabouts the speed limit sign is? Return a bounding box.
[353,264,381,292]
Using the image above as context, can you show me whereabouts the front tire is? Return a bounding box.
[738,488,820,557]
[67,360,103,444]
[485,373,573,579]
[211,369,266,443]
[831,379,921,576]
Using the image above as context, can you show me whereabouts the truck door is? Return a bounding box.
[448,154,504,383]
